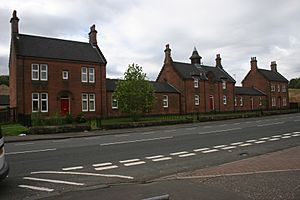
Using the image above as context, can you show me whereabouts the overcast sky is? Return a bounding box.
[0,0,299,85]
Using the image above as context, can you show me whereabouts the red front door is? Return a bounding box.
[61,99,69,116]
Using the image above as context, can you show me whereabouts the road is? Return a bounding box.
[0,113,300,199]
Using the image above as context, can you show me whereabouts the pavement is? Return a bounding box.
[42,146,300,200]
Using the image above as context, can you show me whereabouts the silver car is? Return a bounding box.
[0,132,9,181]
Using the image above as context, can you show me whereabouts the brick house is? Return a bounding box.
[242,57,289,109]
[9,11,107,118]
[106,79,180,117]
[234,86,266,111]
[156,45,236,114]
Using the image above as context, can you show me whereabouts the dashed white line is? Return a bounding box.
[214,145,227,148]
[230,142,243,145]
[283,133,292,136]
[119,159,140,164]
[6,148,57,155]
[255,141,266,144]
[92,162,113,167]
[257,122,284,127]
[146,155,164,159]
[199,128,242,135]
[164,129,176,133]
[233,123,241,125]
[292,134,300,137]
[239,143,252,147]
[142,131,155,135]
[31,171,133,179]
[246,140,257,143]
[259,137,270,140]
[115,134,129,137]
[222,146,237,150]
[62,166,83,171]
[170,151,189,156]
[94,165,118,171]
[179,153,196,158]
[271,135,282,138]
[281,136,291,139]
[185,127,197,130]
[202,149,219,153]
[269,138,280,141]
[193,148,210,152]
[18,185,54,192]
[124,161,146,166]
[293,131,300,134]
[152,157,172,162]
[23,177,84,186]
[100,136,173,146]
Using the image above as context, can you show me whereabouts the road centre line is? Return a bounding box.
[193,148,210,152]
[93,162,113,167]
[94,165,118,171]
[146,155,164,159]
[23,177,84,186]
[259,137,270,140]
[18,185,54,192]
[6,148,56,155]
[272,135,282,138]
[230,142,243,145]
[293,134,300,137]
[246,140,257,143]
[170,151,189,156]
[178,153,196,157]
[239,143,252,147]
[199,127,242,135]
[62,166,83,171]
[124,161,146,166]
[115,134,129,137]
[142,131,155,135]
[164,129,176,133]
[283,133,292,136]
[100,136,173,146]
[281,136,291,139]
[152,157,172,162]
[120,159,140,163]
[255,141,266,144]
[257,122,284,127]
[293,131,300,134]
[185,127,197,130]
[233,123,241,125]
[269,138,280,141]
[214,145,227,148]
[202,149,219,153]
[31,171,134,180]
[222,146,237,150]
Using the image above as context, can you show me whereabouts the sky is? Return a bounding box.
[0,0,299,85]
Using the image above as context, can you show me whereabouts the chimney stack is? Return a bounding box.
[89,24,97,46]
[215,54,222,68]
[10,10,19,36]
[270,61,277,72]
[164,44,172,64]
[189,47,202,64]
[250,57,258,71]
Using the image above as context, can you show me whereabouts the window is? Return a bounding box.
[222,80,226,90]
[194,78,198,88]
[81,67,95,83]
[81,67,87,82]
[223,95,227,105]
[283,97,287,106]
[234,96,237,106]
[32,93,48,112]
[89,94,95,111]
[259,97,262,106]
[240,97,243,106]
[272,97,276,107]
[112,97,118,109]
[282,85,286,92]
[32,64,39,80]
[195,95,199,105]
[277,85,280,92]
[271,84,275,92]
[163,95,168,108]
[82,93,96,112]
[62,71,69,80]
[40,64,48,81]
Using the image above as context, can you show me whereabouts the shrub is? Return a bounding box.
[75,112,86,123]
[65,113,73,124]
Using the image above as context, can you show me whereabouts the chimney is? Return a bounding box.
[270,61,277,72]
[215,54,222,68]
[164,44,172,64]
[89,24,97,46]
[250,57,258,71]
[10,10,19,36]
[189,47,202,64]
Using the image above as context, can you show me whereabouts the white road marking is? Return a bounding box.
[94,165,118,171]
[193,148,210,152]
[14,142,34,146]
[259,137,270,140]
[152,157,172,162]
[185,127,197,130]
[93,162,113,167]
[222,146,237,150]
[269,138,280,141]
[233,123,241,125]
[62,166,83,171]
[202,149,219,153]
[281,136,291,139]
[170,151,189,156]
[292,134,300,137]
[214,145,227,148]
[120,159,140,163]
[178,153,196,157]
[6,148,56,155]
[115,134,129,137]
[18,185,54,192]
[31,171,133,179]
[142,131,155,135]
[283,133,292,136]
[293,131,300,134]
[100,136,173,146]
[239,143,252,147]
[164,129,176,133]
[146,155,164,159]
[124,161,146,166]
[255,141,266,144]
[23,177,84,186]
[257,122,284,127]
[199,128,242,135]
[271,135,282,138]
[230,142,243,145]
[246,140,257,143]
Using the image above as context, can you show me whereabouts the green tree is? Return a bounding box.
[289,78,300,89]
[113,63,155,120]
[0,75,9,86]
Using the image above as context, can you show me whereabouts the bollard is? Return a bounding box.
[142,194,170,200]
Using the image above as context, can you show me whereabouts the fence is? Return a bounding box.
[0,107,16,124]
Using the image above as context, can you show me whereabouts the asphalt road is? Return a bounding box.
[1,113,300,199]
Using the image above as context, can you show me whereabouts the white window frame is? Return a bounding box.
[223,95,227,105]
[82,93,88,111]
[283,97,287,106]
[194,78,198,88]
[234,96,237,106]
[89,68,95,83]
[112,97,118,109]
[240,97,243,106]
[81,67,88,83]
[32,93,39,112]
[163,95,168,108]
[62,70,69,80]
[222,80,226,90]
[259,97,262,106]
[282,85,286,92]
[40,93,48,112]
[89,94,96,111]
[32,64,39,80]
[40,64,48,81]
[271,97,276,107]
[271,84,275,92]
[277,84,280,92]
[195,95,199,106]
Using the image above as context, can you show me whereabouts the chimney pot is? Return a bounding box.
[270,61,277,72]
[89,24,98,46]
[10,10,19,36]
[164,44,172,64]
[215,54,222,68]
[250,57,258,71]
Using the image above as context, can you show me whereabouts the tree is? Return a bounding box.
[289,78,300,89]
[113,63,155,120]
[0,75,9,86]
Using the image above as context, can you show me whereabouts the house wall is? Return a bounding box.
[234,95,267,111]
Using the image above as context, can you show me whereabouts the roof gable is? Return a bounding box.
[258,69,288,82]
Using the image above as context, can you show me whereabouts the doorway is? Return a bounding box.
[60,98,70,116]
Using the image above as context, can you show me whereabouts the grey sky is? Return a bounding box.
[0,0,299,85]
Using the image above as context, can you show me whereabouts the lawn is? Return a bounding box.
[1,124,28,136]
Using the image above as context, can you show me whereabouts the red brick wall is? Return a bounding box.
[234,95,267,111]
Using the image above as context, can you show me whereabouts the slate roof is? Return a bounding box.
[16,34,106,64]
[106,79,179,93]
[257,69,288,82]
[235,87,266,96]
[0,95,9,106]
[172,61,235,83]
